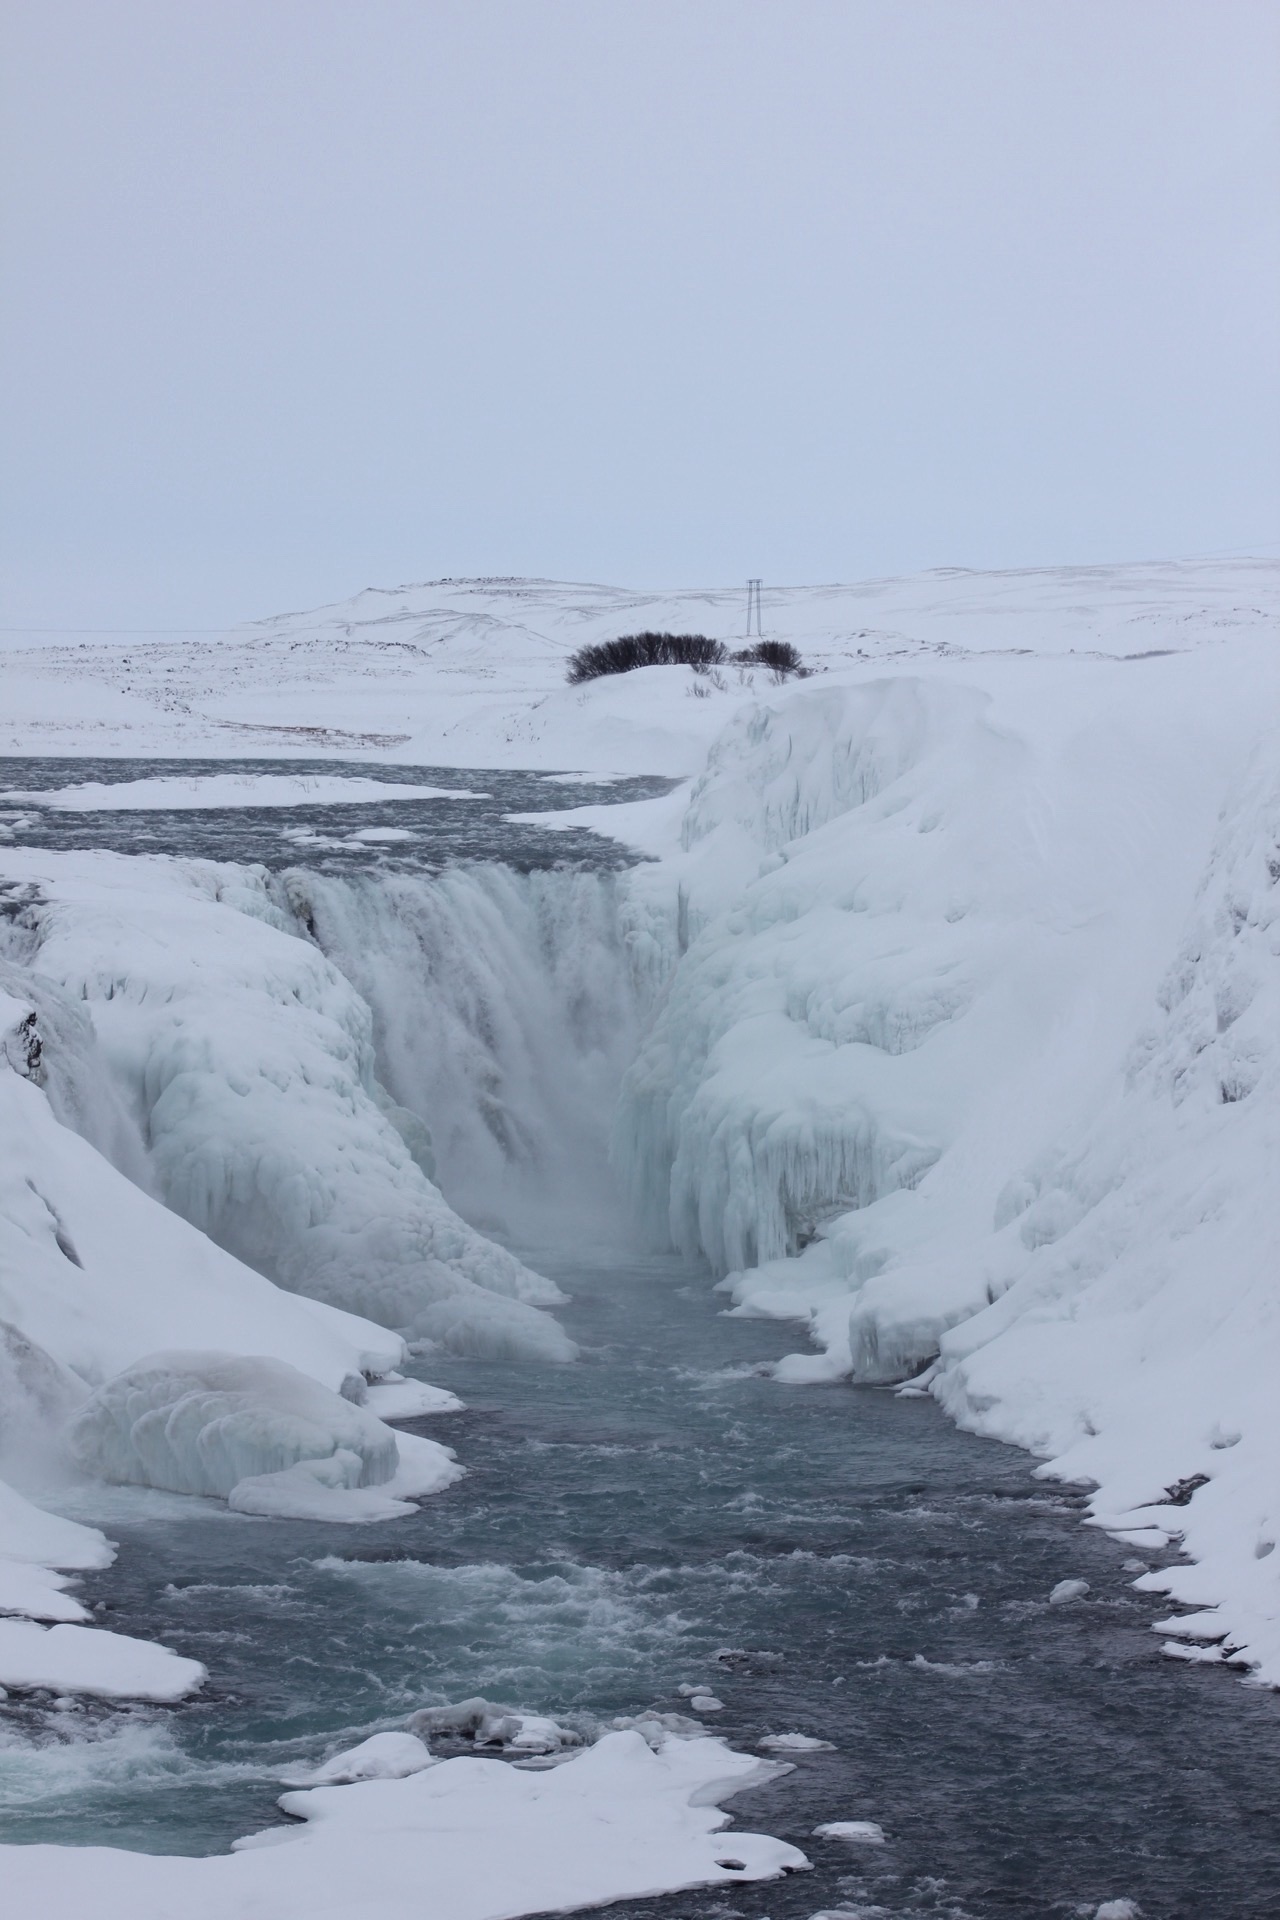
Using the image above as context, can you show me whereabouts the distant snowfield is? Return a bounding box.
[3,772,483,808]
[3,559,1280,1906]
[2,559,1274,772]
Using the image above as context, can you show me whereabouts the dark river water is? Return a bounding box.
[6,1256,1280,1920]
[2,762,1279,1919]
[0,754,675,871]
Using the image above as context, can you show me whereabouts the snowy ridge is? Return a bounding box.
[613,626,1280,1680]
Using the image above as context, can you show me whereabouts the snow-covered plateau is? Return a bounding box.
[2,558,1280,1913]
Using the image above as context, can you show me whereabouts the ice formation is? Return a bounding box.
[4,772,483,809]
[0,1617,205,1702]
[70,1351,400,1498]
[0,849,576,1359]
[282,1731,437,1786]
[0,1012,403,1393]
[408,1696,583,1756]
[610,616,1280,1682]
[275,862,645,1246]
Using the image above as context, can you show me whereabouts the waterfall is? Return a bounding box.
[274,864,650,1255]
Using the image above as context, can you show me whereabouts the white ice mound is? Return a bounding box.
[282,1731,437,1786]
[70,1351,400,1500]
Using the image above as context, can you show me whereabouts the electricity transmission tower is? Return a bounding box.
[746,578,763,638]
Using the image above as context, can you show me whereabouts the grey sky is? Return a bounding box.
[3,0,1277,631]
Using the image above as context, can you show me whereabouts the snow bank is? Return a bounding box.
[0,1729,807,1919]
[0,1475,206,1699]
[615,635,1280,1680]
[0,1476,111,1574]
[0,1617,204,1702]
[0,848,576,1360]
[3,773,484,809]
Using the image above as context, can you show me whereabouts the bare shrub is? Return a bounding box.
[731,640,806,676]
[566,633,728,684]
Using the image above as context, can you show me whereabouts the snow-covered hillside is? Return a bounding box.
[2,559,1275,772]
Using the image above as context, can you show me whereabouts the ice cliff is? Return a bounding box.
[614,638,1280,1681]
[0,851,577,1361]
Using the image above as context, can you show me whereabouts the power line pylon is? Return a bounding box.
[746,578,763,638]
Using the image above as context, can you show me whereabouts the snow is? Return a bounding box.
[0,1058,402,1394]
[0,1729,808,1919]
[1,559,1273,774]
[601,572,1280,1686]
[5,558,1280,1893]
[282,1731,437,1786]
[3,773,484,809]
[0,847,576,1361]
[0,1617,205,1702]
[365,1376,463,1420]
[0,1476,112,1573]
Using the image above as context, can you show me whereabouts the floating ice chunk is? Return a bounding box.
[282,1732,436,1786]
[1049,1578,1090,1605]
[758,1732,836,1752]
[813,1819,885,1845]
[0,1617,204,1700]
[689,1693,724,1712]
[1094,1902,1141,1919]
[2,774,484,809]
[70,1352,400,1501]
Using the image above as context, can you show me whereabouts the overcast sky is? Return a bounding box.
[2,0,1277,632]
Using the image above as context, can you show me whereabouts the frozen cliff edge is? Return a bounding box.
[615,639,1280,1683]
[0,850,576,1363]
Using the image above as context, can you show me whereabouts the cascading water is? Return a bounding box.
[274,863,653,1253]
